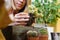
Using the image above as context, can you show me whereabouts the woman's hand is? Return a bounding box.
[13,12,30,26]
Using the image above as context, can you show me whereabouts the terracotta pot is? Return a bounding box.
[28,37,39,40]
[39,35,48,40]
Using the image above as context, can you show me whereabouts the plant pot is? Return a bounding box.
[39,35,48,40]
[28,36,39,40]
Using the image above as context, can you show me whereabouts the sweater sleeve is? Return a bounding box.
[0,5,11,29]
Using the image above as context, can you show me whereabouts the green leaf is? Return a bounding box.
[56,13,60,18]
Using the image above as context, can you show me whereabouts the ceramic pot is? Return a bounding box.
[39,35,48,40]
[28,36,39,40]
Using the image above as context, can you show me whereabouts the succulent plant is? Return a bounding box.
[39,28,48,35]
[27,30,38,37]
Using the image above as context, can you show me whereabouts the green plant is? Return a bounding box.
[27,30,38,37]
[28,0,60,25]
[39,28,48,35]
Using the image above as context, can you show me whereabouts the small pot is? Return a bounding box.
[28,36,39,40]
[39,35,48,40]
